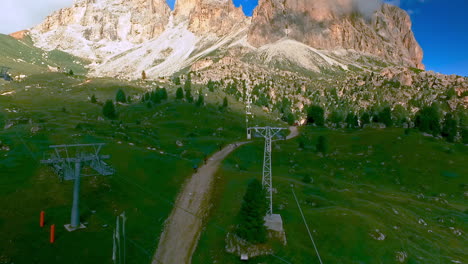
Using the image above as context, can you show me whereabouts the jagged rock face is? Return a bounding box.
[248,0,424,69]
[174,0,248,36]
[31,0,171,59]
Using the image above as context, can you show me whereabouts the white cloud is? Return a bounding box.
[0,0,73,34]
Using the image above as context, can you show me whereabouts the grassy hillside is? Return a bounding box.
[193,127,467,264]
[0,34,88,76]
[0,72,279,264]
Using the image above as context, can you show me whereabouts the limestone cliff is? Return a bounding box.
[248,0,424,69]
[174,0,248,36]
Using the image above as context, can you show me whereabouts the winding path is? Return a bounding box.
[153,127,299,264]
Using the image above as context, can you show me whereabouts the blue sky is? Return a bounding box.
[0,0,467,76]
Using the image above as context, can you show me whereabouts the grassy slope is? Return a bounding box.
[0,73,279,264]
[193,127,468,264]
[0,34,88,76]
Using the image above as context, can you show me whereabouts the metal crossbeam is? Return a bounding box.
[41,143,114,229]
[248,127,286,215]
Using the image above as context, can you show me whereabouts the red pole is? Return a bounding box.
[40,211,45,227]
[50,224,55,244]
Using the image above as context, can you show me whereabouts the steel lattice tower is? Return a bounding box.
[248,127,286,215]
[41,143,114,230]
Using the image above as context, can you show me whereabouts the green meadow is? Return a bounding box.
[193,127,467,264]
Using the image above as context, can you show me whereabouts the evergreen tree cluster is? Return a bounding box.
[236,179,268,244]
[142,87,168,105]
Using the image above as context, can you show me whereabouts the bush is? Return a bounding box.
[307,105,325,126]
[103,100,116,119]
[90,94,97,103]
[415,104,441,136]
[378,107,393,127]
[172,76,181,85]
[68,69,74,76]
[176,87,184,100]
[116,89,126,103]
[345,113,358,128]
[316,135,328,154]
[329,111,344,125]
[236,179,268,244]
[361,112,371,127]
[207,80,216,92]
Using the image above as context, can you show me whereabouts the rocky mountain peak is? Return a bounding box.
[248,0,424,69]
[30,0,171,59]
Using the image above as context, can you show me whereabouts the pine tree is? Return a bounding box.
[415,104,441,136]
[185,88,193,103]
[379,107,393,127]
[90,94,97,103]
[68,69,74,76]
[442,113,457,142]
[176,87,184,100]
[307,105,325,126]
[236,179,268,244]
[222,96,228,108]
[116,89,126,103]
[103,100,116,119]
[195,93,204,107]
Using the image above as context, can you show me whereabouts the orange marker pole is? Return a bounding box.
[50,224,55,244]
[40,211,45,227]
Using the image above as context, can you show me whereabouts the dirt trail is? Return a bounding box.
[153,127,299,264]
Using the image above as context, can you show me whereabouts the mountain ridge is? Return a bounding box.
[13,0,424,79]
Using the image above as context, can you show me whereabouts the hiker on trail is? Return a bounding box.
[193,164,198,173]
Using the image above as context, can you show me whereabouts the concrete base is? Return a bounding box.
[64,223,86,232]
[264,214,287,245]
[264,214,284,232]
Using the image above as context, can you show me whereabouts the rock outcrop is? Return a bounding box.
[174,0,248,36]
[30,0,171,59]
[248,0,424,69]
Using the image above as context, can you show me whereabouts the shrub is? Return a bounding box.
[302,175,312,184]
[90,94,97,103]
[307,105,325,126]
[103,100,116,119]
[236,179,268,244]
